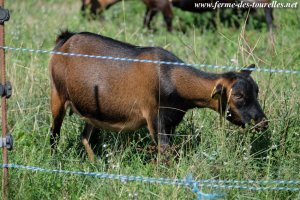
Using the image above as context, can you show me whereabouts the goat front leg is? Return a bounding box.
[147,114,170,152]
[158,125,170,153]
[144,111,174,163]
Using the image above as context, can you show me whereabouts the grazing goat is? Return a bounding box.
[49,31,268,161]
[81,0,121,17]
[143,0,274,32]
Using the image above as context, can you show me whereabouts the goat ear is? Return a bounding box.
[211,84,224,99]
[241,64,255,75]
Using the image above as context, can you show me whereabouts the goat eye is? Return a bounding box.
[233,94,244,100]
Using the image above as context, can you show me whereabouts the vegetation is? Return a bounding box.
[1,0,299,199]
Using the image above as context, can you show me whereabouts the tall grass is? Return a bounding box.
[1,0,299,199]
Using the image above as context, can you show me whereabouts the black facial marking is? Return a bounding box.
[225,73,267,130]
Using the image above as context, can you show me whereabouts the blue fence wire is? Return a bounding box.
[1,45,300,75]
[1,45,300,199]
[1,163,300,199]
[1,164,222,199]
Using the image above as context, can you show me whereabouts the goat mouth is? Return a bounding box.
[249,119,269,132]
[225,110,268,131]
[226,110,245,127]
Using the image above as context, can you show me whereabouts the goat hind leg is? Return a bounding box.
[162,4,173,32]
[143,8,150,28]
[50,87,66,154]
[81,123,100,161]
[264,7,275,32]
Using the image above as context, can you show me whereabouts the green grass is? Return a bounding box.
[1,0,300,199]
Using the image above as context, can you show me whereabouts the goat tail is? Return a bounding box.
[54,30,76,50]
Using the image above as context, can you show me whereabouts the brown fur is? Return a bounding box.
[49,31,268,161]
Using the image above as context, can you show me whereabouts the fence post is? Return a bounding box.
[0,0,11,199]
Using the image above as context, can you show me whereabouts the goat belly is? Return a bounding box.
[65,98,148,132]
[81,117,148,132]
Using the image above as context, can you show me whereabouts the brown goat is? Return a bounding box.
[143,0,274,32]
[143,0,174,32]
[49,31,268,161]
[81,0,121,17]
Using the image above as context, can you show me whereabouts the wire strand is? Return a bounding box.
[1,45,299,75]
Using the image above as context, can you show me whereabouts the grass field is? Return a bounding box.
[1,0,300,199]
